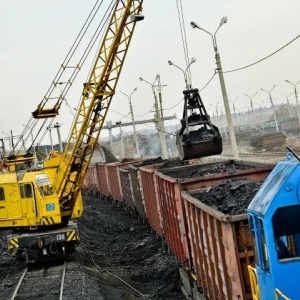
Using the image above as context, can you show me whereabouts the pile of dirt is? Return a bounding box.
[193,178,263,215]
[76,195,184,299]
[159,161,256,179]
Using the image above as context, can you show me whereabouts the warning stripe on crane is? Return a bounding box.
[8,238,19,250]
[40,217,55,225]
[67,230,78,241]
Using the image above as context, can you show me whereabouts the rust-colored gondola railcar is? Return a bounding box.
[155,160,274,268]
[129,164,146,219]
[139,163,165,236]
[106,159,145,202]
[119,167,135,211]
[83,165,99,192]
[181,190,254,300]
[95,163,110,197]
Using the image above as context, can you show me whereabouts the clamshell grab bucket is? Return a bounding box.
[176,88,223,160]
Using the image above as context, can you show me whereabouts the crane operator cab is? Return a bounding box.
[176,88,222,160]
[247,154,300,299]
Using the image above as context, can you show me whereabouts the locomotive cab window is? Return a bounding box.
[272,205,300,260]
[257,218,270,272]
[0,187,5,200]
[249,215,269,271]
[35,174,55,197]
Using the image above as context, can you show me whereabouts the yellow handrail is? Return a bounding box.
[247,265,260,300]
[275,288,291,300]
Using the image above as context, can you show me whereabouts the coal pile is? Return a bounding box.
[193,178,263,215]
[159,161,254,179]
[133,157,164,167]
[157,158,189,169]
[182,127,215,142]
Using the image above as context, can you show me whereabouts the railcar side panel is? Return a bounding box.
[139,164,164,236]
[182,191,255,299]
[95,163,110,196]
[129,165,146,219]
[119,168,135,210]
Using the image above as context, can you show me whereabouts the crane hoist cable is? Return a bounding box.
[176,0,193,87]
[11,0,116,156]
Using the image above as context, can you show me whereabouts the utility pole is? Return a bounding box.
[244,92,258,119]
[261,86,278,132]
[286,80,300,128]
[231,97,239,129]
[120,89,140,157]
[140,76,168,159]
[54,122,63,152]
[106,121,114,153]
[115,121,125,158]
[156,74,167,132]
[48,126,54,151]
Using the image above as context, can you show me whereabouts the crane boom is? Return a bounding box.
[48,0,143,218]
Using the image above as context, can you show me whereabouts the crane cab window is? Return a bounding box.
[20,184,33,198]
[35,174,55,197]
[0,187,5,200]
[273,205,300,260]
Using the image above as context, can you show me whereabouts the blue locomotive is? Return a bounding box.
[248,152,300,299]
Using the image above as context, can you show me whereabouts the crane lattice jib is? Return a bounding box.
[54,0,143,209]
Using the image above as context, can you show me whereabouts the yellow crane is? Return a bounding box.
[1,0,144,263]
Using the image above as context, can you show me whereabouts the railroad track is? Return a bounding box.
[11,262,67,300]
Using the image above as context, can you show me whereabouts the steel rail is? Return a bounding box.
[59,261,67,300]
[11,267,28,300]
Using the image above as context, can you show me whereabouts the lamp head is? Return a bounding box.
[190,21,197,29]
[220,16,228,26]
[139,77,143,81]
[190,57,196,64]
[168,60,173,66]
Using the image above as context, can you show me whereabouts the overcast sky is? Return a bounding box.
[1,0,300,147]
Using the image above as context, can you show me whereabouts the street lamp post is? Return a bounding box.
[120,88,140,157]
[168,58,196,89]
[281,93,293,120]
[115,121,125,159]
[53,122,63,152]
[286,80,300,128]
[139,76,168,159]
[209,102,223,137]
[191,17,239,159]
[244,92,258,119]
[261,85,279,132]
[230,97,239,128]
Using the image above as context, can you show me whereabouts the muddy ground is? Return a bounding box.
[76,194,184,300]
[0,194,184,300]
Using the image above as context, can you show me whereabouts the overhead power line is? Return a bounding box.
[224,34,300,73]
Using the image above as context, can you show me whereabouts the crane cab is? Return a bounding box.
[247,154,300,299]
[0,170,61,229]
